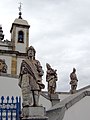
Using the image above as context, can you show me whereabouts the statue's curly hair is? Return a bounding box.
[27,46,36,54]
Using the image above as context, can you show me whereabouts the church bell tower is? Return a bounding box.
[10,3,30,53]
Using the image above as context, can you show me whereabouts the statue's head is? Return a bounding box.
[46,63,51,69]
[73,68,76,73]
[27,46,36,59]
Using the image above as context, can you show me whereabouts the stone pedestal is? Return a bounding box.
[50,93,60,106]
[22,117,48,120]
[70,89,77,94]
[21,106,48,120]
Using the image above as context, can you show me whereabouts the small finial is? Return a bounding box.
[18,2,23,19]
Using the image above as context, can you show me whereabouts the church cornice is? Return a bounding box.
[10,23,30,33]
[0,72,19,78]
[0,49,27,56]
[0,44,12,48]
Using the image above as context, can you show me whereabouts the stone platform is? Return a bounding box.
[22,106,48,120]
[22,116,48,120]
[50,93,60,106]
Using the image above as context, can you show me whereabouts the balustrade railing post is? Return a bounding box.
[1,96,4,120]
[19,96,21,119]
[0,96,21,120]
[11,109,13,120]
[16,97,19,120]
[0,108,2,120]
[6,108,8,120]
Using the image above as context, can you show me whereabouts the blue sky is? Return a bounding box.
[0,0,90,92]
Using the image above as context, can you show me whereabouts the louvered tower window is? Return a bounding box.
[18,31,24,43]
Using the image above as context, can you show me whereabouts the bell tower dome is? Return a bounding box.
[10,4,30,53]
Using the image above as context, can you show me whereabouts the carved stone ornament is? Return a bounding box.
[0,59,7,73]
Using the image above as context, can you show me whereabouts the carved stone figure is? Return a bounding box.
[0,25,4,41]
[18,46,45,107]
[70,68,78,94]
[0,59,7,73]
[46,63,58,95]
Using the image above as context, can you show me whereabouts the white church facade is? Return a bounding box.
[0,10,90,120]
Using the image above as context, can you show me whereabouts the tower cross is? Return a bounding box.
[18,2,23,12]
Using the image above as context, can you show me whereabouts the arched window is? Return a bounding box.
[18,31,24,43]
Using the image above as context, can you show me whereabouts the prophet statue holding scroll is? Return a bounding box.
[70,68,78,94]
[18,46,45,107]
[46,63,58,95]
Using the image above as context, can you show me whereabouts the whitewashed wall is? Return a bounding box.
[63,96,90,120]
[0,76,21,96]
[0,42,12,50]
[0,46,10,50]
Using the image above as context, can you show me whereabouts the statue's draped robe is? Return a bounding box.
[70,73,78,86]
[46,68,57,94]
[70,72,78,93]
[19,59,44,106]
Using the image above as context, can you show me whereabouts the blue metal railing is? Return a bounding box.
[0,96,21,120]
